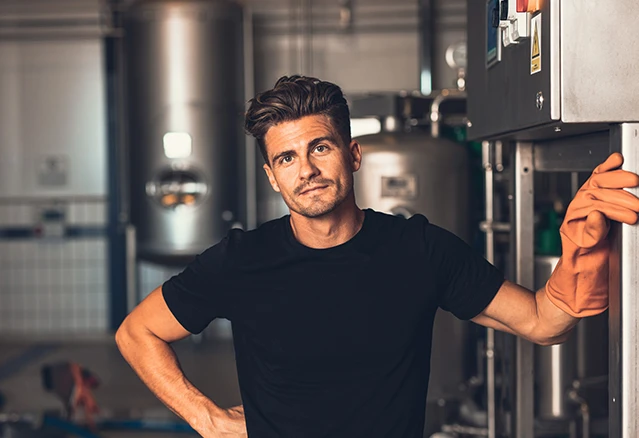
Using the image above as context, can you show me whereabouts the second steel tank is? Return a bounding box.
[353,130,470,241]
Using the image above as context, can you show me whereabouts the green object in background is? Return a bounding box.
[537,208,562,256]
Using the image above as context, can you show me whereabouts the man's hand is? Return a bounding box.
[207,406,247,437]
[560,152,639,247]
[545,152,639,317]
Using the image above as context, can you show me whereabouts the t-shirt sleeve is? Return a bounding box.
[161,235,235,334]
[424,222,505,320]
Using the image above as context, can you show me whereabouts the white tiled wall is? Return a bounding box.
[138,261,181,301]
[0,2,108,338]
[0,199,108,336]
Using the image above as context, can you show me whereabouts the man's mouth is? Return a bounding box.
[300,185,328,195]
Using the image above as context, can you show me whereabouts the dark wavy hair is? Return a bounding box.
[245,75,352,165]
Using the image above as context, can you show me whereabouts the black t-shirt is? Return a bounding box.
[162,209,504,438]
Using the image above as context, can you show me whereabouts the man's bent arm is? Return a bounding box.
[115,287,222,435]
[472,280,579,346]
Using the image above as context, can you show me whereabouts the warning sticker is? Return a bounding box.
[531,14,541,74]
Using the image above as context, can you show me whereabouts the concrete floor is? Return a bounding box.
[0,336,241,437]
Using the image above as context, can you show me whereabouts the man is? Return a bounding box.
[116,76,639,438]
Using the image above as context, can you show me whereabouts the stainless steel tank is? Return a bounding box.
[124,0,245,263]
[353,131,470,241]
[534,256,577,420]
[353,130,471,401]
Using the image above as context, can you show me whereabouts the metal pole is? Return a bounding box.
[105,1,130,329]
[513,142,535,438]
[419,0,434,95]
[243,6,257,230]
[482,141,496,438]
[125,224,137,312]
[609,123,639,438]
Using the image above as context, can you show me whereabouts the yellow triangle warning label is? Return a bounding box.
[532,24,540,58]
[530,14,541,74]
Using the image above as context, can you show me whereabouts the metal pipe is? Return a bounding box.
[495,141,504,172]
[125,224,137,312]
[441,424,489,436]
[513,142,535,438]
[574,375,608,388]
[567,388,590,438]
[243,6,257,230]
[419,0,433,95]
[295,0,313,75]
[430,89,466,138]
[569,172,591,382]
[482,141,496,438]
[479,221,511,233]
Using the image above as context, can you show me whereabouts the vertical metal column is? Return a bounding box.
[513,142,535,438]
[104,2,130,329]
[419,0,434,94]
[609,123,639,438]
[482,141,496,438]
[243,6,257,230]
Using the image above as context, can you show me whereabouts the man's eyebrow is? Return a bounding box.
[308,136,339,149]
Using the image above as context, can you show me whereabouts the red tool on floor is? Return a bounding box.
[41,362,101,431]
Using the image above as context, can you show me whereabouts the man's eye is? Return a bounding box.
[281,156,293,164]
[315,145,328,153]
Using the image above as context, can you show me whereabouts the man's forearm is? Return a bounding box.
[115,323,221,435]
[472,280,580,346]
[533,286,580,345]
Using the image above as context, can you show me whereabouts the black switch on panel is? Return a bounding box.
[500,0,509,20]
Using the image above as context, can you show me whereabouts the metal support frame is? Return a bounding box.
[500,130,637,437]
[482,141,497,438]
[104,2,129,330]
[609,123,639,438]
[532,132,611,172]
[512,142,535,438]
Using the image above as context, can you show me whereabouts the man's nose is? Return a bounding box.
[299,156,320,180]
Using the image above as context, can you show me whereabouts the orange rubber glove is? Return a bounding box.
[545,152,639,317]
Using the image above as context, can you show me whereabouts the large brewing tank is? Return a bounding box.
[124,0,245,263]
[353,130,470,401]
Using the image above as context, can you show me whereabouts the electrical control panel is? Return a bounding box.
[467,0,639,141]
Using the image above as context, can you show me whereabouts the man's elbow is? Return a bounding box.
[114,321,126,349]
[532,330,572,346]
[114,316,135,351]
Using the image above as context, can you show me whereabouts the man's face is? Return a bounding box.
[262,114,361,218]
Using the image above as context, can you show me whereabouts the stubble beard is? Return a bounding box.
[290,179,350,218]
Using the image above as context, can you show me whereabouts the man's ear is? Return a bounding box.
[263,163,281,193]
[350,140,362,172]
